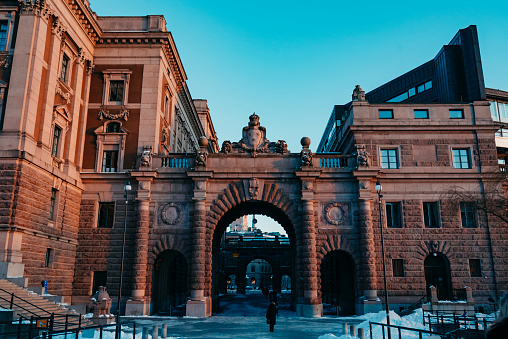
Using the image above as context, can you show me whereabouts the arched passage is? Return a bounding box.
[424,253,452,300]
[152,250,187,314]
[320,250,356,315]
[211,200,297,314]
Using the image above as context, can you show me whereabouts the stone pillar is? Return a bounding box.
[126,174,156,315]
[186,174,212,317]
[358,198,382,314]
[0,229,26,287]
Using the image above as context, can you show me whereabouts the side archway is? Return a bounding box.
[424,253,452,300]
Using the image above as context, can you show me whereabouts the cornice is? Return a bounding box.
[61,0,101,45]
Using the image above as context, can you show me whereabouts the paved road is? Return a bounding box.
[122,292,356,339]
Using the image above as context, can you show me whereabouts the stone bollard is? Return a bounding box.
[162,324,167,338]
[343,322,348,335]
[358,328,365,339]
[142,327,148,339]
[153,325,158,339]
[349,325,356,337]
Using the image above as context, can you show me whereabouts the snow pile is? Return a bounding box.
[318,309,430,339]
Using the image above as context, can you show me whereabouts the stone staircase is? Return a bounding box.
[0,279,93,331]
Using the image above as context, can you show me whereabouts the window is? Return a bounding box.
[449,109,464,119]
[392,259,404,277]
[45,248,53,268]
[460,202,477,228]
[51,125,62,157]
[414,109,429,119]
[106,122,120,133]
[0,22,8,51]
[380,149,398,169]
[385,202,402,228]
[452,149,471,169]
[60,54,69,82]
[98,202,115,228]
[379,109,393,119]
[49,188,57,221]
[109,80,124,103]
[423,202,440,228]
[92,271,108,295]
[469,259,482,277]
[251,266,255,273]
[101,150,118,172]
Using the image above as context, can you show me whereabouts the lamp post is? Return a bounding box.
[375,180,391,338]
[116,180,131,334]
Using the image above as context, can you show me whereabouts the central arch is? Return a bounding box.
[208,182,299,314]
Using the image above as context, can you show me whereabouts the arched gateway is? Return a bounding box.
[119,114,384,317]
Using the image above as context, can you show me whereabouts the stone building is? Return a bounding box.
[317,26,507,312]
[0,0,217,311]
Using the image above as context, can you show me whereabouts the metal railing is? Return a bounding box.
[154,154,192,168]
[0,289,54,317]
[317,154,355,168]
[0,313,88,339]
[369,321,446,339]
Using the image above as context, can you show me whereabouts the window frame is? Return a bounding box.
[97,202,115,228]
[94,122,128,173]
[102,69,132,106]
[45,248,54,268]
[379,109,394,119]
[468,259,482,278]
[452,148,471,169]
[449,109,464,119]
[0,21,9,52]
[414,109,429,119]
[460,202,477,228]
[51,125,62,157]
[60,54,70,83]
[101,150,119,173]
[91,271,108,295]
[423,201,440,228]
[380,148,399,169]
[49,188,58,221]
[392,259,404,277]
[385,201,402,228]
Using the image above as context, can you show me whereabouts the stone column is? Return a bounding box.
[126,173,156,315]
[358,198,382,313]
[186,174,212,317]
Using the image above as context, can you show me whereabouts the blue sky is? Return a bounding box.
[92,0,508,153]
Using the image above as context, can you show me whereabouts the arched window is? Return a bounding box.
[251,266,255,273]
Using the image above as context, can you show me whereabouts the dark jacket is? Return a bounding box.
[486,318,508,339]
[266,303,278,324]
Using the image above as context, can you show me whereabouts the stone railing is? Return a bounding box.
[316,154,356,169]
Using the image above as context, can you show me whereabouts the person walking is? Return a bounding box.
[266,301,278,332]
[486,294,508,338]
[269,290,278,304]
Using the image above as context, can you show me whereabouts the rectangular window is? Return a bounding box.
[452,149,471,169]
[92,271,108,294]
[469,259,482,277]
[414,109,429,119]
[392,259,404,277]
[109,80,124,103]
[51,125,62,157]
[98,202,115,228]
[385,202,402,228]
[60,55,69,82]
[49,188,57,221]
[490,101,499,121]
[460,202,477,228]
[449,109,464,119]
[0,22,8,51]
[380,149,398,169]
[423,202,440,228]
[45,248,53,268]
[379,109,394,119]
[408,87,415,97]
[101,150,118,172]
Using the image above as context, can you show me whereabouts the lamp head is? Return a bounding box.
[375,180,382,193]
[124,180,132,192]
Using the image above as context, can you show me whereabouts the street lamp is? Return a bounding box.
[375,180,391,338]
[116,180,131,333]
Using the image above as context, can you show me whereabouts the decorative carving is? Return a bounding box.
[355,145,369,167]
[195,136,208,167]
[302,181,313,190]
[98,106,129,121]
[324,203,346,225]
[19,0,52,19]
[55,84,71,104]
[300,136,313,167]
[276,140,289,154]
[352,85,366,101]
[51,15,65,37]
[160,203,182,225]
[138,181,149,190]
[248,178,260,199]
[221,140,232,154]
[0,55,12,69]
[195,181,205,190]
[139,145,152,168]
[359,181,369,189]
